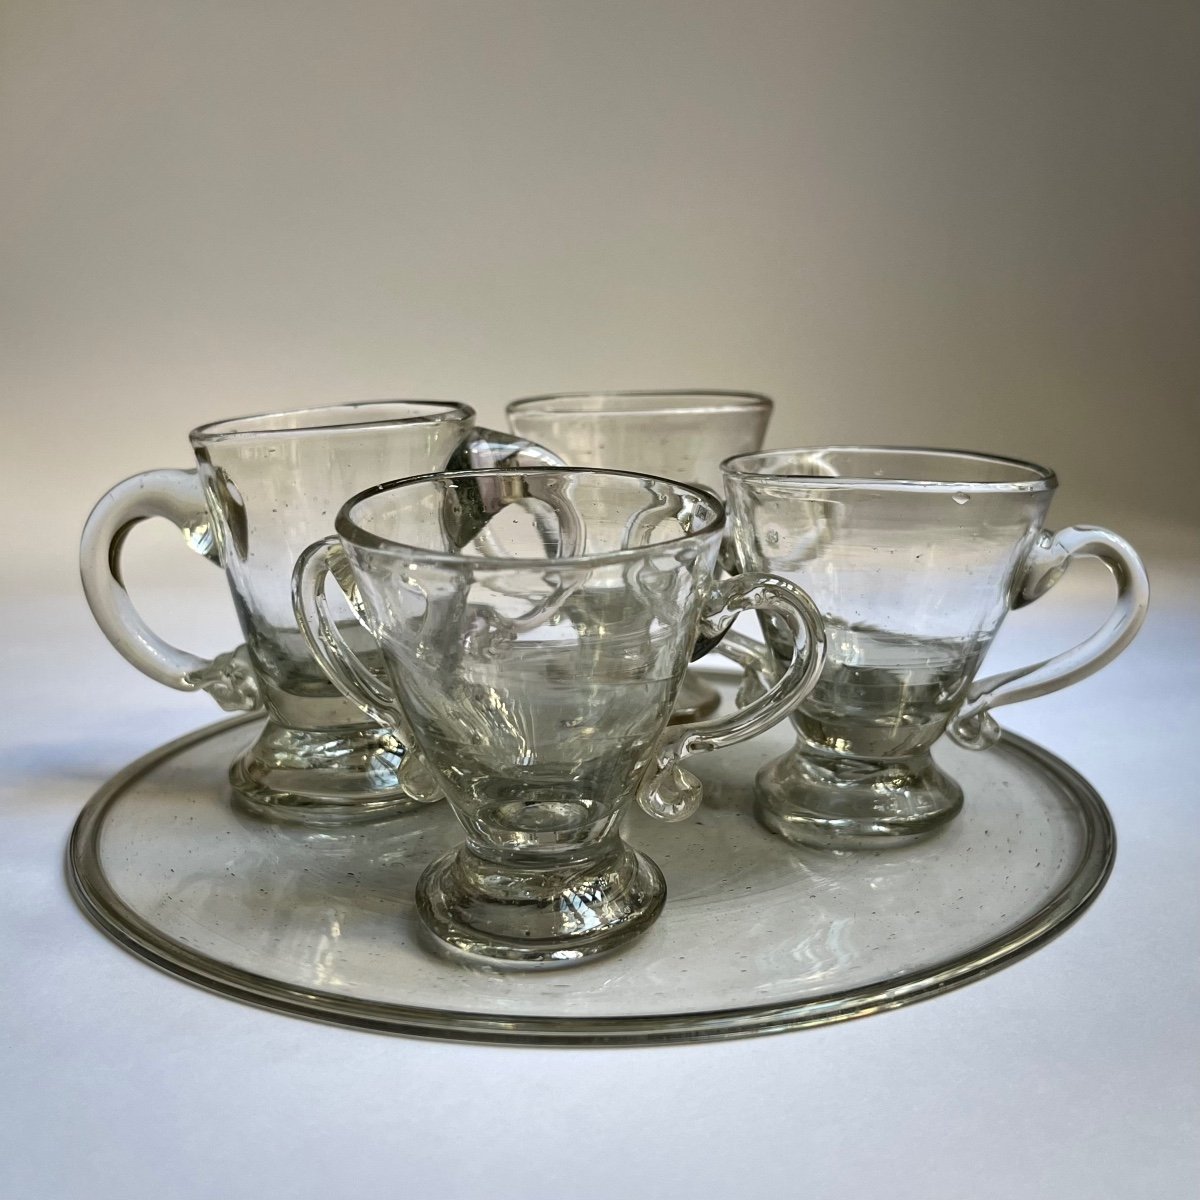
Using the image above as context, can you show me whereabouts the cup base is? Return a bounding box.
[668,669,722,725]
[755,744,964,851]
[229,719,426,827]
[415,841,666,967]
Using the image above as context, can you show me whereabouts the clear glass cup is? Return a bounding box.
[723,446,1150,850]
[80,401,558,825]
[293,467,825,965]
[506,390,773,721]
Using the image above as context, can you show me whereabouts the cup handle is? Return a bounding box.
[947,525,1150,750]
[638,574,826,820]
[291,537,442,803]
[441,427,568,555]
[79,469,261,712]
[447,425,565,472]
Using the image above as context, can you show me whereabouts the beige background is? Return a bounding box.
[2,0,1198,589]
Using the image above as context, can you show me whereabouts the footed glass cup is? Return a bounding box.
[293,467,824,965]
[507,390,772,721]
[724,447,1149,850]
[80,401,557,825]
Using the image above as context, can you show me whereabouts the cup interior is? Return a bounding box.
[339,468,724,563]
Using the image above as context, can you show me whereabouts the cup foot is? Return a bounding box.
[668,669,721,725]
[755,744,963,851]
[229,720,426,827]
[415,841,666,967]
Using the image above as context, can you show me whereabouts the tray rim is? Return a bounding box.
[66,713,1116,1047]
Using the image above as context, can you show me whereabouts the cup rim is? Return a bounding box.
[335,466,726,567]
[190,400,474,443]
[721,446,1058,493]
[506,389,774,419]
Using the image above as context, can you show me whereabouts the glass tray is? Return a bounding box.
[67,676,1114,1046]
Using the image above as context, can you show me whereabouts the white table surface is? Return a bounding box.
[2,543,1197,1200]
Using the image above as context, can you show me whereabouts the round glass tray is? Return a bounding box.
[68,677,1114,1045]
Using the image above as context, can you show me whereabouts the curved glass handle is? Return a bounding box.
[948,525,1150,750]
[79,468,261,712]
[639,574,826,821]
[291,538,442,803]
[441,427,567,554]
[446,426,565,471]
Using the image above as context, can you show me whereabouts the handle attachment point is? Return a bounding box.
[183,645,262,713]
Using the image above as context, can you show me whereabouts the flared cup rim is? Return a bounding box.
[721,445,1057,493]
[336,466,726,567]
[190,400,474,443]
[507,389,773,419]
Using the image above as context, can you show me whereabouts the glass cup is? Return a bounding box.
[292,467,825,965]
[506,390,773,722]
[723,447,1149,850]
[80,401,558,825]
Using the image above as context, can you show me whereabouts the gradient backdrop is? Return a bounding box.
[3,1,1197,594]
